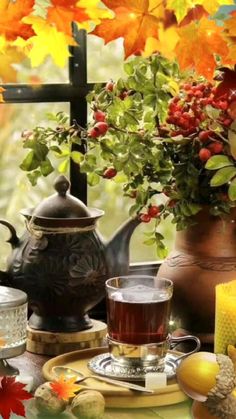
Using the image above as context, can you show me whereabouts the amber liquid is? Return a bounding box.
[107,294,171,345]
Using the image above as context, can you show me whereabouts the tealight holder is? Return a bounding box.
[0,286,27,376]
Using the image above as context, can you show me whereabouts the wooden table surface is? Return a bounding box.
[9,351,193,418]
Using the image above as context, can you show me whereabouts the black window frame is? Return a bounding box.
[2,27,159,276]
[3,27,89,201]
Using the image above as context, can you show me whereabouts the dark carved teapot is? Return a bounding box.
[0,175,139,333]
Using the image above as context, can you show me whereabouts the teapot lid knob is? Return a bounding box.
[54,175,70,197]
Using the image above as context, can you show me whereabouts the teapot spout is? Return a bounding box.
[106,217,140,277]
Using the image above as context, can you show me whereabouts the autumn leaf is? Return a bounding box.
[144,25,179,59]
[0,0,35,41]
[227,41,236,62]
[175,17,231,79]
[50,375,81,401]
[77,0,113,27]
[0,36,6,53]
[0,87,5,103]
[91,0,167,58]
[179,4,208,25]
[224,11,236,37]
[166,0,198,23]
[0,376,33,419]
[0,45,26,82]
[200,0,234,15]
[47,0,89,37]
[21,16,75,67]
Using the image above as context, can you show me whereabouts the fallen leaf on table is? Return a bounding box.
[0,376,33,419]
[50,374,81,401]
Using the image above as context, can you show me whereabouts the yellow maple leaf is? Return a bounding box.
[167,0,234,23]
[146,0,166,20]
[50,374,81,401]
[0,45,26,82]
[21,16,74,67]
[77,0,113,23]
[166,0,197,23]
[0,36,6,53]
[200,0,234,15]
[175,17,231,79]
[0,0,10,12]
[144,25,179,59]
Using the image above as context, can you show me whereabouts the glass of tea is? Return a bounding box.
[106,275,200,373]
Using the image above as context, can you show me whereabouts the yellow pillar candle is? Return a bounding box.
[214,280,236,354]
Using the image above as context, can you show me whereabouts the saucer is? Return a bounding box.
[88,352,178,381]
[42,347,188,407]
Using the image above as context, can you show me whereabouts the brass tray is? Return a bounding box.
[42,347,188,408]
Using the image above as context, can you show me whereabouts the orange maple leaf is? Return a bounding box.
[175,17,231,80]
[0,0,35,41]
[50,375,81,401]
[224,11,236,38]
[47,0,89,37]
[91,0,169,58]
[179,5,208,26]
[0,87,5,103]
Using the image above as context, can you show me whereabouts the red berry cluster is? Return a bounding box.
[139,205,160,223]
[166,81,234,162]
[166,82,212,137]
[167,82,231,136]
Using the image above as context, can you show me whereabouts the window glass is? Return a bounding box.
[87,35,125,82]
[0,102,69,269]
[88,181,175,263]
[1,58,68,85]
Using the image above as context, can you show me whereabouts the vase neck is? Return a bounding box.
[175,211,236,258]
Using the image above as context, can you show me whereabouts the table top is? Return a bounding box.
[9,351,192,418]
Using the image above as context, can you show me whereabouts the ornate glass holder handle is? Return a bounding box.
[169,335,201,365]
[0,286,28,376]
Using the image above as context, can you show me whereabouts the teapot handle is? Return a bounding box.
[0,220,19,247]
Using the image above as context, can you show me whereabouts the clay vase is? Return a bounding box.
[157,207,236,343]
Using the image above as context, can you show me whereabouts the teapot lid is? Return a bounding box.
[33,175,91,219]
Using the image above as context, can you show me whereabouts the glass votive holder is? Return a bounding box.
[0,286,28,375]
[214,280,236,354]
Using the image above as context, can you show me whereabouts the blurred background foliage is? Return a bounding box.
[0,35,175,270]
